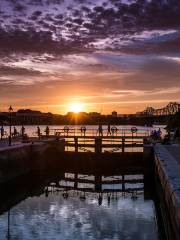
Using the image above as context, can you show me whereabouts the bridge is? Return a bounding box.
[141,102,180,116]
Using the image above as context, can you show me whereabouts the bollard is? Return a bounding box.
[95,137,102,153]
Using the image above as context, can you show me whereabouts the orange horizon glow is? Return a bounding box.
[68,103,84,113]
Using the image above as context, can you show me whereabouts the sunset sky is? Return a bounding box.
[0,0,180,114]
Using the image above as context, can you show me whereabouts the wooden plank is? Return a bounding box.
[65,143,143,148]
[53,135,147,139]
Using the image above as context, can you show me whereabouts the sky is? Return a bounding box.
[0,0,180,114]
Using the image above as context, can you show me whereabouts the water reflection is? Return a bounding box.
[45,173,144,199]
[0,172,160,240]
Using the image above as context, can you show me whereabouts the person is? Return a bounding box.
[21,125,25,137]
[13,127,18,137]
[111,126,118,135]
[98,124,103,136]
[37,126,41,139]
[64,126,69,135]
[151,130,158,140]
[45,126,50,137]
[0,126,4,139]
[107,124,111,136]
[157,128,162,139]
[174,128,180,140]
[80,126,86,136]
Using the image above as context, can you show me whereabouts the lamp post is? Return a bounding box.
[8,106,13,146]
[6,209,11,239]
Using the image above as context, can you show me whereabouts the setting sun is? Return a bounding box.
[69,103,84,113]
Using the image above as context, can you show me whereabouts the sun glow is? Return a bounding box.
[69,103,84,113]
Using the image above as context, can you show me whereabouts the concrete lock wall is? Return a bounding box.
[0,139,65,184]
[0,144,33,183]
[154,144,180,240]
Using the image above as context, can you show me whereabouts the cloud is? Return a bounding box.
[120,56,180,90]
[0,65,42,76]
[0,0,179,113]
[0,0,180,54]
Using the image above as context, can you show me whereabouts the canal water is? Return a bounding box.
[0,172,163,240]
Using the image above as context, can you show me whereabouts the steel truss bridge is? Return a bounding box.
[142,102,180,116]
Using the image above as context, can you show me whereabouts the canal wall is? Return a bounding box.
[154,144,180,240]
[0,140,65,184]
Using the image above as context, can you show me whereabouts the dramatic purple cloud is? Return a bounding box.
[0,0,180,113]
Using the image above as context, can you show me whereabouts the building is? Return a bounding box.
[15,109,53,125]
[112,111,118,118]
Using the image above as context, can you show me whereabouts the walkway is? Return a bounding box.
[164,145,180,165]
[154,143,180,238]
[0,139,23,149]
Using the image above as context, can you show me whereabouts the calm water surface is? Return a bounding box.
[0,125,165,239]
[0,174,160,240]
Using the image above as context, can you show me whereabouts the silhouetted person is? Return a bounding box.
[0,126,4,139]
[98,124,103,136]
[13,127,18,137]
[111,126,117,135]
[45,126,50,137]
[107,124,111,136]
[21,125,25,137]
[157,128,162,139]
[64,126,69,135]
[80,126,86,136]
[37,126,41,139]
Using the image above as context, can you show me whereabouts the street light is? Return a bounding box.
[6,210,11,239]
[8,106,13,146]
